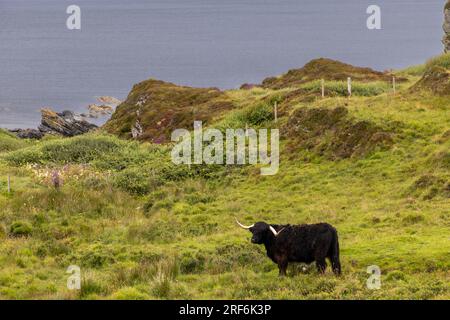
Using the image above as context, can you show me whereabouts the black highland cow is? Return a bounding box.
[236,218,341,276]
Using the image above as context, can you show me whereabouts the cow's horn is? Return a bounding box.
[269,226,285,237]
[235,217,254,229]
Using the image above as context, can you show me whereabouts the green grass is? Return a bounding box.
[300,80,391,97]
[425,53,450,71]
[0,130,29,153]
[0,59,449,300]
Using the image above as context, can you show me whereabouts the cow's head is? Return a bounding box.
[235,218,283,244]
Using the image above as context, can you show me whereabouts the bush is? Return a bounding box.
[113,167,158,195]
[0,130,28,153]
[243,102,274,125]
[9,221,33,237]
[217,101,275,129]
[4,134,122,165]
[426,53,450,71]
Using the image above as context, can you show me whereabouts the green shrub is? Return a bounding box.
[426,53,450,71]
[4,134,122,165]
[243,102,274,125]
[386,270,407,281]
[79,277,108,298]
[9,221,33,237]
[0,130,28,153]
[179,252,206,274]
[217,101,274,129]
[398,64,426,76]
[113,167,157,195]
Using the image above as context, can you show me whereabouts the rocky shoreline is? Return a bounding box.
[6,96,121,139]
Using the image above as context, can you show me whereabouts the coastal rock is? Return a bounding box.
[9,128,44,140]
[38,108,97,137]
[96,96,122,106]
[444,1,450,52]
[87,104,113,118]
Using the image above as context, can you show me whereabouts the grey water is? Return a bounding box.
[0,0,446,129]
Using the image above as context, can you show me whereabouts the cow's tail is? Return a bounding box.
[330,229,341,275]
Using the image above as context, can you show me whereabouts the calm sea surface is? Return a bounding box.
[0,0,445,128]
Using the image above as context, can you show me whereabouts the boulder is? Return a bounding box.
[87,104,114,118]
[38,108,97,137]
[96,96,122,106]
[9,128,44,140]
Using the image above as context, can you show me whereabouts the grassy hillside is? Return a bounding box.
[0,57,448,300]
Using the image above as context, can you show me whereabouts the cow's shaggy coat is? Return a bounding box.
[243,221,341,276]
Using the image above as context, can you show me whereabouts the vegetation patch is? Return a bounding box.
[261,58,399,89]
[104,80,235,142]
[9,221,33,237]
[411,66,450,96]
[408,174,449,200]
[283,107,394,159]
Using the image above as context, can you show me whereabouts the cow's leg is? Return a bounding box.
[330,256,341,275]
[314,243,328,274]
[315,258,327,274]
[328,234,341,275]
[315,248,327,274]
[278,259,288,277]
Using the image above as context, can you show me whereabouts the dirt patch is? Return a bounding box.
[410,66,450,96]
[104,80,235,142]
[262,58,399,89]
[283,107,394,160]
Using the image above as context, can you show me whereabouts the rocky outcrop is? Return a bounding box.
[38,108,97,137]
[87,104,114,118]
[104,79,235,143]
[444,1,450,52]
[9,128,44,140]
[10,109,97,139]
[96,96,122,106]
[131,109,144,139]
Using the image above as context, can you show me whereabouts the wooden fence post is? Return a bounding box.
[321,79,325,98]
[347,77,352,97]
[274,101,278,122]
[392,76,396,95]
[7,174,11,193]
